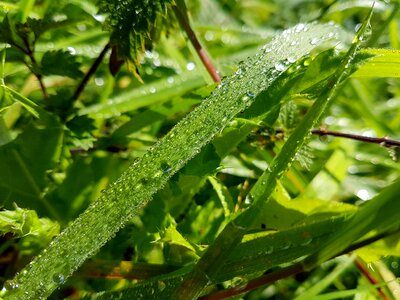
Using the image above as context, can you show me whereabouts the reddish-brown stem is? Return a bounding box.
[311,128,400,148]
[274,128,400,148]
[200,228,400,300]
[172,5,221,83]
[72,42,111,101]
[199,264,304,300]
[354,258,388,300]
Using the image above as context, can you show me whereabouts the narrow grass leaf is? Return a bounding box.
[3,22,342,300]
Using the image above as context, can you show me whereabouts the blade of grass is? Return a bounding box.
[2,22,342,300]
[174,10,374,300]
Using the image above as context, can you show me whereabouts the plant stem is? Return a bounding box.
[199,264,304,300]
[354,258,388,300]
[72,42,111,101]
[24,52,48,99]
[172,4,221,83]
[200,228,400,300]
[274,128,400,148]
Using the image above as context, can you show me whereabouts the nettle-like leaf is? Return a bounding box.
[97,0,176,78]
[40,50,84,79]
[0,205,60,252]
[0,15,18,46]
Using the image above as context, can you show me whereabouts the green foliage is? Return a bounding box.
[0,205,60,253]
[97,0,176,77]
[40,50,84,78]
[0,1,400,300]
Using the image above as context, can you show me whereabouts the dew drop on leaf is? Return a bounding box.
[246,91,255,98]
[3,280,19,291]
[157,280,166,292]
[274,62,286,72]
[52,273,65,285]
[265,245,274,254]
[301,237,313,246]
[160,162,172,173]
[232,276,249,291]
[295,23,305,33]
[309,37,319,45]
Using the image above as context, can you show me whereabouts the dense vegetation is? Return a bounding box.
[1,0,400,299]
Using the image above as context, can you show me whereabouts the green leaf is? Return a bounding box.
[0,15,18,46]
[352,48,400,78]
[0,204,60,253]
[40,50,84,79]
[97,0,176,77]
[0,117,64,219]
[3,22,343,300]
[78,72,205,117]
[173,13,372,298]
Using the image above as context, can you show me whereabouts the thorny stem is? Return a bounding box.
[172,4,221,83]
[72,42,111,101]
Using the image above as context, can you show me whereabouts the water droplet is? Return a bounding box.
[157,280,166,291]
[391,261,399,269]
[232,276,249,291]
[204,31,214,41]
[246,91,255,98]
[264,47,272,53]
[244,193,254,204]
[160,162,172,173]
[301,238,313,246]
[280,241,291,250]
[3,280,19,291]
[67,46,76,55]
[95,77,104,86]
[287,56,296,63]
[186,62,196,71]
[265,245,273,254]
[295,23,305,33]
[52,273,65,285]
[309,38,319,45]
[274,62,286,72]
[357,189,371,201]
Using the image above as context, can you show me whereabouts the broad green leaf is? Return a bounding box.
[40,50,84,79]
[91,215,356,299]
[304,177,400,269]
[97,0,175,77]
[352,48,400,78]
[3,22,342,300]
[78,73,205,117]
[0,116,64,219]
